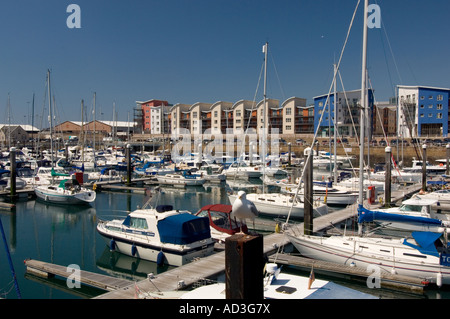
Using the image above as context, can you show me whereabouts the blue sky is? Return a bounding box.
[1,0,450,126]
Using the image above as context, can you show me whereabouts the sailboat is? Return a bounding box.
[227,43,328,219]
[286,0,450,287]
[34,70,96,205]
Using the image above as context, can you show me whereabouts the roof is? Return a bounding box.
[397,85,450,92]
[0,124,39,132]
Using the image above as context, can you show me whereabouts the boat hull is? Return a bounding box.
[34,186,96,205]
[229,193,328,219]
[287,233,450,285]
[97,223,215,266]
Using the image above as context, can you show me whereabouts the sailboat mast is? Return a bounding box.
[359,0,369,209]
[333,63,338,184]
[262,42,268,181]
[47,69,54,167]
[93,92,96,159]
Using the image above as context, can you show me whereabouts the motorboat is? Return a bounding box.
[96,204,215,266]
[411,189,450,206]
[402,159,447,175]
[194,204,247,243]
[179,263,377,299]
[34,179,96,205]
[156,172,206,187]
[357,196,450,233]
[196,166,226,183]
[222,162,262,179]
[228,192,328,220]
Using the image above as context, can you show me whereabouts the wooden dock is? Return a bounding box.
[24,259,134,291]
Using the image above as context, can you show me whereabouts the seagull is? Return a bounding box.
[231,190,259,234]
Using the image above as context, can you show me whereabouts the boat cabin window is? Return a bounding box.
[129,217,148,230]
[400,205,423,213]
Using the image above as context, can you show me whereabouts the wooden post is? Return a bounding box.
[126,144,131,186]
[384,146,391,208]
[9,147,16,198]
[288,142,291,166]
[422,144,427,192]
[446,144,450,175]
[304,150,313,235]
[225,234,264,299]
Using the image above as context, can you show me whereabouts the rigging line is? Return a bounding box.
[269,50,286,102]
[232,58,265,184]
[285,0,361,226]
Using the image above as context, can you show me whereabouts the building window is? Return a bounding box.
[437,95,443,101]
[286,118,292,123]
[428,113,433,117]
[420,96,424,100]
[437,104,443,110]
[437,113,443,119]
[429,95,433,100]
[420,114,424,118]
[286,125,291,130]
[193,112,198,118]
[236,110,241,117]
[420,104,424,108]
[286,108,292,115]
[429,104,433,108]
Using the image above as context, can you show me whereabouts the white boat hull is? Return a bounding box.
[229,193,328,219]
[287,233,450,285]
[34,186,96,204]
[97,223,214,266]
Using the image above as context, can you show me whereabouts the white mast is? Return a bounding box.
[262,42,268,182]
[358,0,369,231]
[47,69,54,167]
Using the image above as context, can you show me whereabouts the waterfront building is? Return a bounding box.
[0,125,29,146]
[209,101,233,134]
[397,85,450,138]
[189,102,213,136]
[313,89,374,139]
[281,97,311,135]
[169,103,191,135]
[373,99,397,137]
[135,99,170,134]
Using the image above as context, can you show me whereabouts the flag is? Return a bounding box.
[308,265,315,289]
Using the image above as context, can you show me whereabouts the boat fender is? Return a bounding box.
[110,239,116,252]
[157,251,165,266]
[437,272,443,287]
[131,244,137,257]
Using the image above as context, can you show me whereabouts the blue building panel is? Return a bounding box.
[313,89,373,135]
[417,87,449,137]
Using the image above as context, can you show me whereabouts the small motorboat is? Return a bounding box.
[194,204,247,243]
[97,204,215,266]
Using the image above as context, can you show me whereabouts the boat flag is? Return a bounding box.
[308,265,315,289]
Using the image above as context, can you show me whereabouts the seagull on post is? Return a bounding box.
[231,190,259,234]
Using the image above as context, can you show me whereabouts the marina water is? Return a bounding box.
[1,182,449,299]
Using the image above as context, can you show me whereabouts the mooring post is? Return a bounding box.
[446,144,450,176]
[9,147,16,198]
[225,233,264,299]
[126,144,132,186]
[304,151,313,235]
[422,144,427,192]
[385,146,391,208]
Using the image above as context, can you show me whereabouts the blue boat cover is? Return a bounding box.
[402,231,442,257]
[157,213,211,245]
[357,206,442,226]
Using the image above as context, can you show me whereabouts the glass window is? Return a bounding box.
[130,217,148,229]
